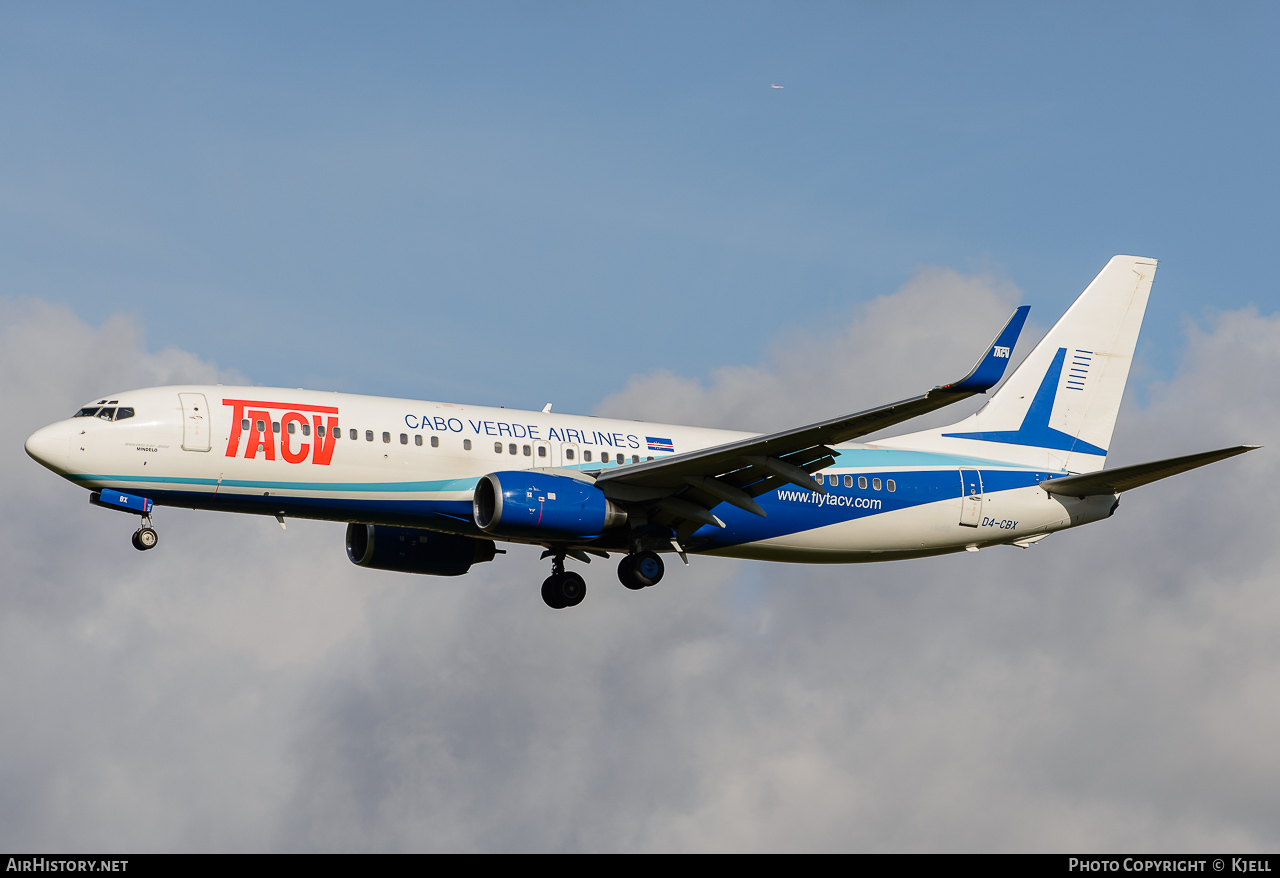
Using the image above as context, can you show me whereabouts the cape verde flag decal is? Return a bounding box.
[646,436,674,453]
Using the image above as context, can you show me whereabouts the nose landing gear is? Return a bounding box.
[618,551,664,590]
[541,553,586,609]
[131,514,158,551]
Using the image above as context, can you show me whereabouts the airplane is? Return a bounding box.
[25,255,1258,609]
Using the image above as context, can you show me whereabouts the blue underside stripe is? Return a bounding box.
[69,473,481,492]
[74,466,1067,552]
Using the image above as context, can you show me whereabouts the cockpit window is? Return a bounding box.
[74,404,135,420]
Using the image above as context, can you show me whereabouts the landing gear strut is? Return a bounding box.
[541,553,586,609]
[131,514,158,552]
[618,551,664,590]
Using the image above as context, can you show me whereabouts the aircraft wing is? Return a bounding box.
[594,306,1030,535]
[1040,445,1260,498]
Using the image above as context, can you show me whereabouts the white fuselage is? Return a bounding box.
[26,384,1117,562]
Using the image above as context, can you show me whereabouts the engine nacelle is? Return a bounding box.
[473,471,626,540]
[346,524,497,577]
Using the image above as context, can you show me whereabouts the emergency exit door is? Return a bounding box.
[533,440,551,467]
[559,443,581,469]
[959,468,983,527]
[179,392,211,452]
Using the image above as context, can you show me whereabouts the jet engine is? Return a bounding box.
[473,472,626,540]
[345,523,497,576]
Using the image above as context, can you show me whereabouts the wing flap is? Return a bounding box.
[593,306,1031,529]
[598,305,1029,495]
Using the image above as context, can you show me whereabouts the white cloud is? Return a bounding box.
[1,276,1277,852]
[593,267,1024,432]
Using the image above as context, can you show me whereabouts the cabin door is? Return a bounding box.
[179,392,211,452]
[959,468,983,527]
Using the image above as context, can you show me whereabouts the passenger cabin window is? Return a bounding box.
[366,430,374,442]
[829,475,838,486]
[494,442,503,453]
[565,448,575,460]
[584,450,593,462]
[415,435,423,446]
[522,445,531,456]
[256,420,266,433]
[400,433,408,444]
[538,446,547,457]
[287,421,297,434]
[350,429,357,440]
[887,479,896,492]
[241,418,250,431]
[302,423,311,437]
[858,476,867,489]
[318,425,327,438]
[632,455,640,464]
[463,439,472,451]
[844,475,853,488]
[430,436,439,448]
[382,432,391,443]
[872,478,882,491]
[508,443,517,455]
[272,421,280,433]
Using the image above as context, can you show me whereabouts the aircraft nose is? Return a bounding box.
[25,421,71,472]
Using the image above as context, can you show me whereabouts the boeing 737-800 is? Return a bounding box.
[25,256,1257,608]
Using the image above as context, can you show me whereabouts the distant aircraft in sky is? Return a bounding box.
[26,256,1257,609]
[771,83,784,88]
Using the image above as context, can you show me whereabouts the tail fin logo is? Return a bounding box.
[942,348,1107,455]
[993,346,1011,359]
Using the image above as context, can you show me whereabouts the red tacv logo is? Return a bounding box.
[223,398,339,465]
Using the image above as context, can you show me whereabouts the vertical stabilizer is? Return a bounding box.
[881,255,1157,472]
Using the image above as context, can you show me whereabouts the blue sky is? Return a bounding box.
[3,2,1278,410]
[5,1,1274,414]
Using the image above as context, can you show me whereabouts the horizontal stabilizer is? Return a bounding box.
[1040,445,1260,498]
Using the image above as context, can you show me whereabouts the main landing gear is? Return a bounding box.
[539,549,667,609]
[131,514,158,552]
[618,551,664,590]
[541,553,586,609]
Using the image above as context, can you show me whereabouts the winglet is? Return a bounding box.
[939,305,1030,394]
